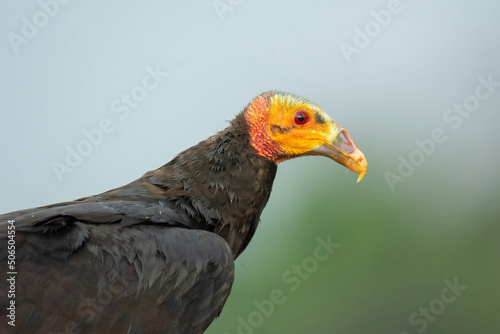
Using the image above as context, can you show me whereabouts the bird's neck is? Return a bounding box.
[144,113,277,258]
[243,92,286,162]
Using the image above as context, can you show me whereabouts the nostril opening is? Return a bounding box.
[340,131,348,144]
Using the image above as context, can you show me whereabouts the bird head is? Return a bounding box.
[244,91,367,182]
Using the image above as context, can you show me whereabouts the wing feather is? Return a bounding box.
[0,205,234,334]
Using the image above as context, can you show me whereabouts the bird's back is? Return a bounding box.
[0,116,277,333]
[0,186,235,333]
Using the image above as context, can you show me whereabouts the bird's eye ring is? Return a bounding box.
[293,110,309,125]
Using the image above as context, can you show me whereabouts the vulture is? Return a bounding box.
[0,91,367,334]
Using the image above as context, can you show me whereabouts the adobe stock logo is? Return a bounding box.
[339,0,418,63]
[7,0,71,54]
[399,278,467,334]
[51,65,169,182]
[385,74,499,192]
[212,0,244,21]
[224,236,341,334]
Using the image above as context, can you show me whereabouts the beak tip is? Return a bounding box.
[356,172,366,183]
[352,149,368,183]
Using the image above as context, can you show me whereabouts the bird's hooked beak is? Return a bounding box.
[310,122,368,182]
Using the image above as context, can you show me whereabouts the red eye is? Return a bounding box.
[294,110,309,125]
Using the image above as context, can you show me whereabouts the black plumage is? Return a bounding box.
[0,91,367,333]
[0,113,275,333]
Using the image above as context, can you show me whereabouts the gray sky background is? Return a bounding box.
[1,1,499,213]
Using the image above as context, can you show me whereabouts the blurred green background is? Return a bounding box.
[1,1,499,333]
[206,158,500,333]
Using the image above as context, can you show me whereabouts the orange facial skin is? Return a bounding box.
[245,91,367,182]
